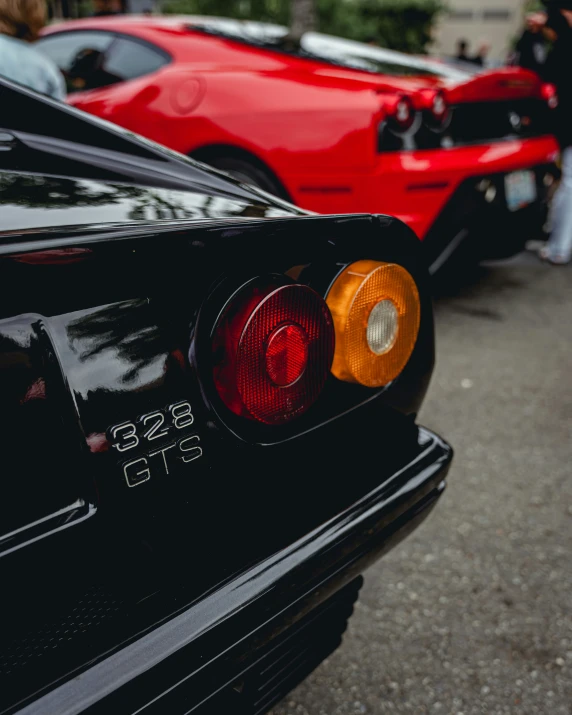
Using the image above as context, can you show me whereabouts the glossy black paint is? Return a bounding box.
[0,78,452,715]
[14,426,451,715]
[0,77,299,211]
[0,210,434,555]
[0,172,294,236]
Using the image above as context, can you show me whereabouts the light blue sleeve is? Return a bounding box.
[0,37,67,101]
[46,62,66,101]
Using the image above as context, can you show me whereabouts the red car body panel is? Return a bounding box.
[347,137,558,238]
[41,17,559,241]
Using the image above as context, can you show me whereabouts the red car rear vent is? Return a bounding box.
[212,282,334,425]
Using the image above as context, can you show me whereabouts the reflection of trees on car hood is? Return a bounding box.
[0,175,134,209]
[0,173,291,232]
[67,299,167,386]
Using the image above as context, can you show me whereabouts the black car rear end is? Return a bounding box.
[0,78,452,715]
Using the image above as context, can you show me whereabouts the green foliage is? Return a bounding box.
[160,0,447,53]
[320,0,447,52]
[161,0,288,23]
[523,0,544,11]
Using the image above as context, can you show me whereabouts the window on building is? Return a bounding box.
[448,10,474,20]
[483,9,512,20]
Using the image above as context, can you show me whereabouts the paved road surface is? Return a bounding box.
[271,253,572,715]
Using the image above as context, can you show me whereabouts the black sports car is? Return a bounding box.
[0,78,452,715]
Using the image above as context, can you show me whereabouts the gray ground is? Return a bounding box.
[271,253,572,715]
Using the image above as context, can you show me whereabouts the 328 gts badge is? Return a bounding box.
[108,401,203,488]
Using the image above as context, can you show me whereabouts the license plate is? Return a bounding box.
[505,170,537,212]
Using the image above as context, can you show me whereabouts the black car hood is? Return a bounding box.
[0,78,302,224]
[0,171,295,236]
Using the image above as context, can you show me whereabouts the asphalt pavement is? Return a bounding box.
[271,252,572,715]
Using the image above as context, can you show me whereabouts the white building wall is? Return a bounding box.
[432,0,528,65]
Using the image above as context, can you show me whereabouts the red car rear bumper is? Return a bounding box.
[288,136,559,241]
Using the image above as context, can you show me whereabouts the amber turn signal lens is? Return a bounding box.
[326,260,420,387]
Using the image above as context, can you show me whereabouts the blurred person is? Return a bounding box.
[455,38,471,62]
[455,38,488,67]
[531,1,572,263]
[67,47,104,91]
[471,41,491,67]
[511,14,549,73]
[0,0,65,99]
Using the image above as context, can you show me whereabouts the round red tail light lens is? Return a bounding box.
[386,94,416,133]
[419,89,450,129]
[431,91,449,121]
[541,82,558,109]
[212,281,334,424]
[265,323,309,387]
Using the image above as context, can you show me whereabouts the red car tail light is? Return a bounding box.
[385,94,416,133]
[419,89,450,128]
[429,90,449,122]
[212,281,334,424]
[541,83,558,109]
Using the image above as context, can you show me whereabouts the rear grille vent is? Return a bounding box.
[446,98,551,145]
[0,586,122,679]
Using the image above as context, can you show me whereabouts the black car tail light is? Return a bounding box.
[212,281,334,424]
[326,261,420,387]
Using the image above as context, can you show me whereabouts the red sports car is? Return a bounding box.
[38,16,559,272]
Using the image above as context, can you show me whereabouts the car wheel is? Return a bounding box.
[202,156,288,200]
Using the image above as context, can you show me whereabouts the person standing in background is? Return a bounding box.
[0,0,65,99]
[530,1,572,264]
[471,41,491,67]
[455,38,489,67]
[455,38,471,62]
[511,14,549,73]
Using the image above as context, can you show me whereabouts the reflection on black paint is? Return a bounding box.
[0,174,131,208]
[0,317,81,535]
[0,172,291,232]
[67,300,164,384]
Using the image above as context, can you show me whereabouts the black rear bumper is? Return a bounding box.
[424,164,558,274]
[13,426,451,715]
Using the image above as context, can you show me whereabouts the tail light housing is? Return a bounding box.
[326,261,420,387]
[212,280,334,424]
[419,89,450,129]
[541,83,558,109]
[385,94,416,133]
